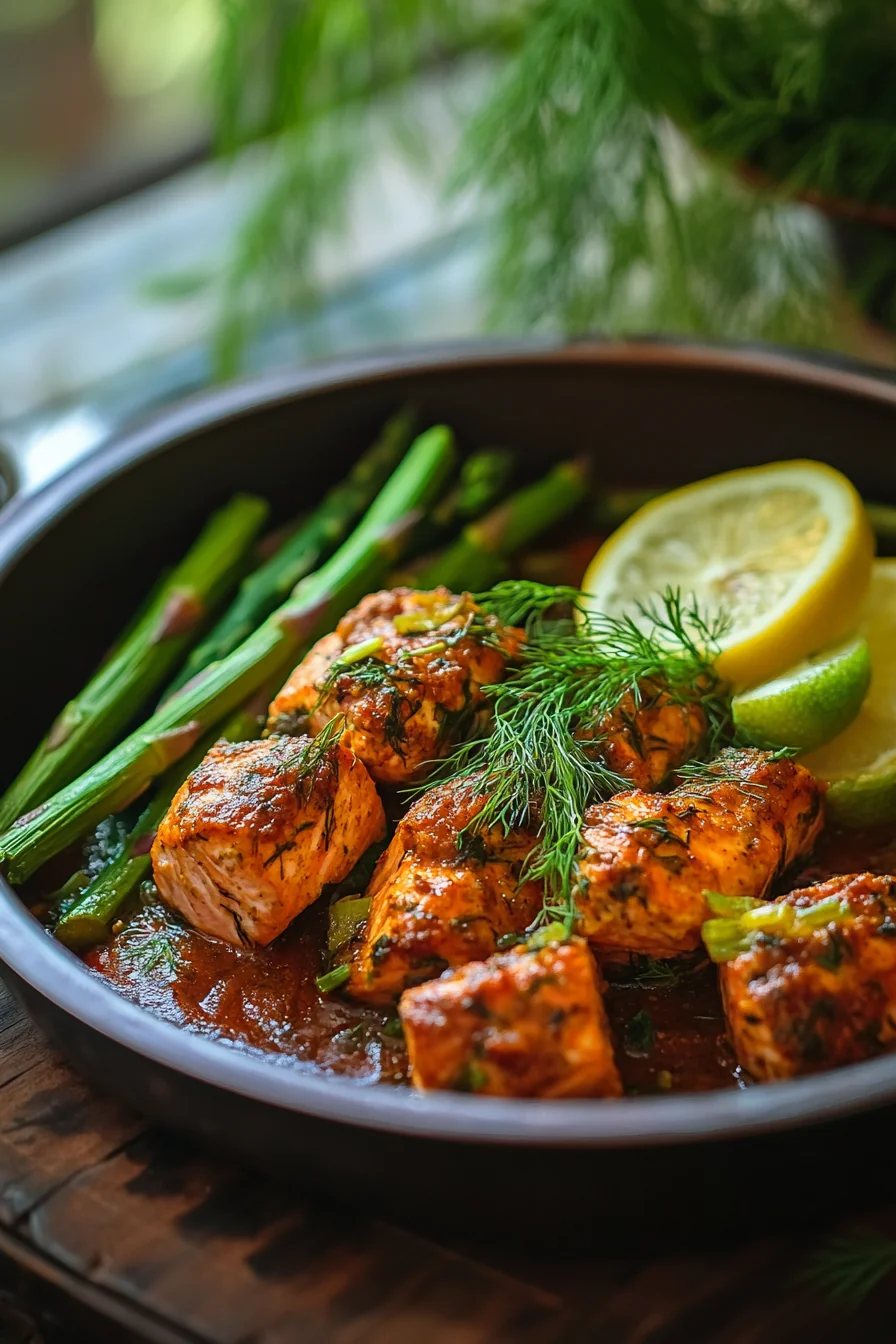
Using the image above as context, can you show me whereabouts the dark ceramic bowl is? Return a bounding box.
[4,340,896,1244]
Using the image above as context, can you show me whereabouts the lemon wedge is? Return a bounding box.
[582,460,873,687]
[803,560,896,826]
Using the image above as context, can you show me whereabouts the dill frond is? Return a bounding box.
[675,751,765,799]
[801,1229,896,1310]
[206,0,895,372]
[433,584,730,926]
[282,714,348,793]
[623,955,693,990]
[117,912,180,979]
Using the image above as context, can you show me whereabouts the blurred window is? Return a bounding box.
[0,0,217,247]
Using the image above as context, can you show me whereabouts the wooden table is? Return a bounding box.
[2,980,896,1343]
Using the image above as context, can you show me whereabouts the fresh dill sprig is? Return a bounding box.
[623,956,692,990]
[476,580,585,633]
[800,1229,896,1310]
[282,713,347,789]
[630,818,689,848]
[117,912,180,979]
[675,751,766,799]
[432,583,731,927]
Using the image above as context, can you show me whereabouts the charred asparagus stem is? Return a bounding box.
[0,426,455,883]
[54,699,268,949]
[414,458,589,591]
[0,494,269,833]
[165,407,416,695]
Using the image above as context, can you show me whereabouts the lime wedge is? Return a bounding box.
[803,560,896,825]
[732,637,870,753]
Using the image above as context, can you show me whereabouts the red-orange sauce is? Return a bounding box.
[83,902,407,1084]
[73,822,894,1094]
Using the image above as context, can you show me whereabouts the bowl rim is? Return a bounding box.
[5,335,896,1149]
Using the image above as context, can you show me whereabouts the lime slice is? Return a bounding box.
[732,637,870,752]
[803,560,896,826]
[581,460,873,687]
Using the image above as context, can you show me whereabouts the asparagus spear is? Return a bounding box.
[54,698,267,950]
[0,494,269,834]
[414,458,589,591]
[393,448,513,582]
[165,406,416,695]
[0,426,455,883]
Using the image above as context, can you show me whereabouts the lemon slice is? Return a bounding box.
[803,560,896,826]
[732,636,870,753]
[582,460,873,687]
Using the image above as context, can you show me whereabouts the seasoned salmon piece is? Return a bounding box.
[720,873,896,1081]
[585,682,708,791]
[152,735,385,948]
[399,938,622,1098]
[267,587,519,784]
[577,749,824,958]
[347,775,541,1003]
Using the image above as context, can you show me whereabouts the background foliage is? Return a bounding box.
[211,0,896,374]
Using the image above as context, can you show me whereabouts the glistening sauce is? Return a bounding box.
[78,823,888,1094]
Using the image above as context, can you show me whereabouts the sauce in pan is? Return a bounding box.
[76,821,892,1095]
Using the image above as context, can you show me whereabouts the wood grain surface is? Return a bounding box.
[3,980,896,1343]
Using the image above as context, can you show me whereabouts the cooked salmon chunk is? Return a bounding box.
[586,682,708,791]
[400,938,622,1098]
[720,873,896,1081]
[577,749,824,958]
[347,775,541,1003]
[267,587,519,784]
[152,735,385,948]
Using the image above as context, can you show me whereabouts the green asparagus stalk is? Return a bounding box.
[446,448,514,523]
[165,406,416,695]
[0,425,455,883]
[414,457,589,591]
[392,448,513,583]
[54,698,267,950]
[0,494,269,834]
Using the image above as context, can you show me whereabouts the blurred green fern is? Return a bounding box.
[209,0,895,374]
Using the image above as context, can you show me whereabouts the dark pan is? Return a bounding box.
[3,339,896,1245]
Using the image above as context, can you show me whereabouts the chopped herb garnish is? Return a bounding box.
[816,931,849,972]
[623,955,691,989]
[456,1060,490,1093]
[316,963,351,994]
[630,818,689,847]
[623,1009,656,1057]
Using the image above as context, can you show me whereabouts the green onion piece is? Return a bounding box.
[526,921,569,950]
[316,963,351,994]
[794,896,853,931]
[327,895,371,954]
[704,890,764,917]
[701,917,754,963]
[334,636,384,667]
[739,903,796,935]
[393,602,462,635]
[399,640,446,660]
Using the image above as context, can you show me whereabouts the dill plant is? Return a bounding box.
[207,0,896,370]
